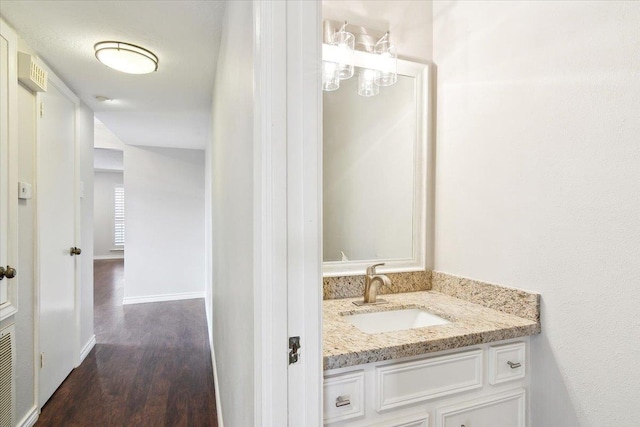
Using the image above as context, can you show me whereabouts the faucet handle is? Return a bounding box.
[366,263,385,275]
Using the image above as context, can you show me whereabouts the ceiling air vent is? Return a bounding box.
[18,52,47,92]
[0,324,15,427]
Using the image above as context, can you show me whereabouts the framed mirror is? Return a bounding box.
[323,58,432,277]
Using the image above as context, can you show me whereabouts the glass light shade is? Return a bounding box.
[373,41,397,86]
[358,69,380,97]
[322,61,340,91]
[94,41,158,74]
[331,31,355,80]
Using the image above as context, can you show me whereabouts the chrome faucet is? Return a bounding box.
[362,263,391,304]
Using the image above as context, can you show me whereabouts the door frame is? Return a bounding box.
[0,18,19,321]
[253,1,322,425]
[34,61,82,407]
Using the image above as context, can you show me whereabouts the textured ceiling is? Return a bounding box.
[0,0,226,149]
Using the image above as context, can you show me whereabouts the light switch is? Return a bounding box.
[18,182,32,199]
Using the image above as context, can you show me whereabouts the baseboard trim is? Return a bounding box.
[122,292,204,305]
[210,338,224,427]
[93,255,124,260]
[17,405,39,427]
[79,334,96,363]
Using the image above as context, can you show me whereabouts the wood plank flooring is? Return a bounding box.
[36,259,218,426]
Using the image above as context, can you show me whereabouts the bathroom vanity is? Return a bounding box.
[321,20,540,426]
[322,281,541,427]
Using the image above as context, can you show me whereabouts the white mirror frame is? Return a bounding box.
[322,48,433,277]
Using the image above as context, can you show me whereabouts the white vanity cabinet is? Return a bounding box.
[324,338,529,427]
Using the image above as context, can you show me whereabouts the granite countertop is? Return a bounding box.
[323,290,541,370]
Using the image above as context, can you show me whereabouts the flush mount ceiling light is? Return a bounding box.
[94,41,158,74]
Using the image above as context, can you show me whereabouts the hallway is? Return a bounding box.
[36,259,218,426]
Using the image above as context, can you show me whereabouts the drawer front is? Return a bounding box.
[323,370,365,424]
[488,342,526,385]
[370,412,429,427]
[376,349,483,412]
[435,388,526,427]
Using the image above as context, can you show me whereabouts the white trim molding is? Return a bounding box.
[79,334,96,364]
[284,1,323,424]
[0,18,20,321]
[93,255,124,260]
[252,1,288,425]
[17,406,39,427]
[252,1,322,425]
[122,292,204,305]
[210,337,224,427]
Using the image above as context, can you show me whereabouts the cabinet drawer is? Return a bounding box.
[488,342,526,385]
[323,370,365,424]
[370,412,429,427]
[435,388,526,427]
[376,349,483,412]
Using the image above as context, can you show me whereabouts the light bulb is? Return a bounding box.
[322,61,340,91]
[358,69,380,97]
[332,30,354,80]
[374,40,397,86]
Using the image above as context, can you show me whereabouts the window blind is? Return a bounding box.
[114,187,125,246]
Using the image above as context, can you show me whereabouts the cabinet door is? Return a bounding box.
[436,389,526,427]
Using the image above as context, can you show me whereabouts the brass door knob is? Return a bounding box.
[70,247,82,256]
[5,266,16,278]
[0,265,17,280]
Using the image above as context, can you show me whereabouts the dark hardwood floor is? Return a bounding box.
[36,259,218,427]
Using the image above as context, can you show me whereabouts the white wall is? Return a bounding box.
[123,146,205,303]
[207,1,254,425]
[94,147,123,171]
[323,0,432,63]
[93,171,123,259]
[323,74,415,261]
[432,2,640,425]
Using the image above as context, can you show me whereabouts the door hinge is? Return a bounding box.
[289,336,301,365]
[40,102,44,118]
[40,352,44,368]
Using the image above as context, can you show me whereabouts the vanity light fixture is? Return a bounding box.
[94,41,158,74]
[322,20,398,97]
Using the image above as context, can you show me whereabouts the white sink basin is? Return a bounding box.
[343,308,450,334]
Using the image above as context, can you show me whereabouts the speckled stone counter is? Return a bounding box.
[323,290,541,370]
[323,270,432,300]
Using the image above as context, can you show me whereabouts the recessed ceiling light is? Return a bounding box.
[94,41,158,74]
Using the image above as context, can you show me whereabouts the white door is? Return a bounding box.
[37,82,77,406]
